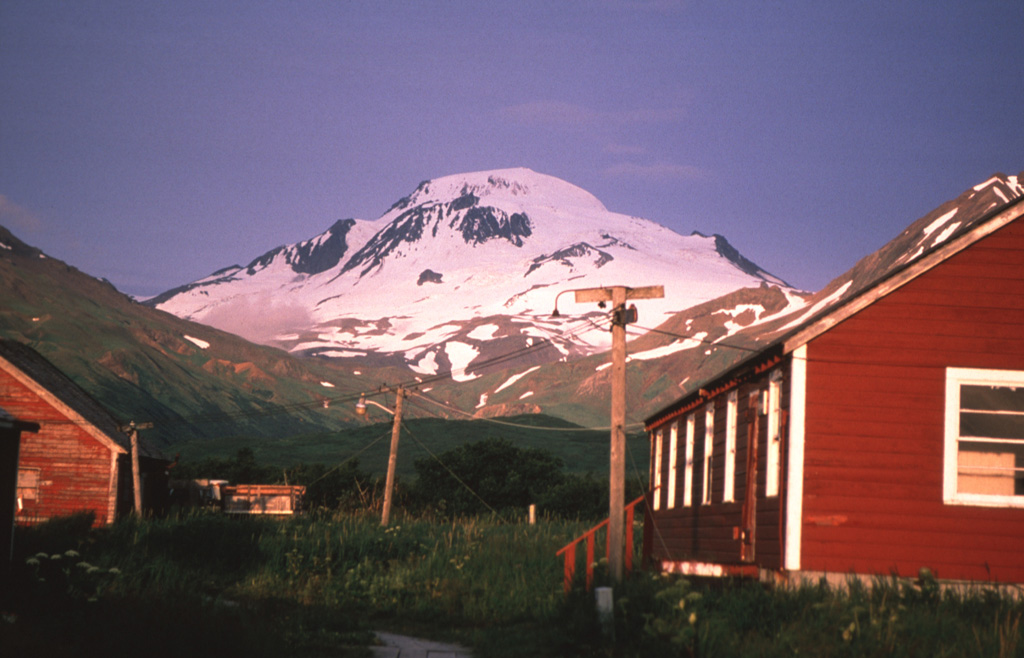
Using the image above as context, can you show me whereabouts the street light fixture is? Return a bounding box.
[356,396,395,417]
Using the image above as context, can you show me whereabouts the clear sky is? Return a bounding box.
[2,1,1022,298]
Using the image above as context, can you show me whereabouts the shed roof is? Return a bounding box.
[645,172,1024,428]
[0,339,163,459]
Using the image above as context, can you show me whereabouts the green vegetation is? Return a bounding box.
[412,438,568,516]
[5,512,1021,658]
[172,439,645,522]
[2,511,585,657]
[172,417,650,480]
[0,228,372,447]
[561,570,1023,658]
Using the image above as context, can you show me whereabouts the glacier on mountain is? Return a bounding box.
[150,168,787,377]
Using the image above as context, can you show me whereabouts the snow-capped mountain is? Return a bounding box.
[459,171,1024,426]
[149,168,787,381]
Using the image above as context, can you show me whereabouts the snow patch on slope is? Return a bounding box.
[446,341,480,382]
[468,324,499,340]
[411,351,439,376]
[777,281,853,331]
[596,332,709,371]
[183,335,210,349]
[922,208,958,238]
[495,365,541,393]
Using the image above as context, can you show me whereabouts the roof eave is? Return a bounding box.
[644,345,784,429]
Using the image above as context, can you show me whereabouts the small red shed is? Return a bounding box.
[0,340,168,526]
[643,173,1024,586]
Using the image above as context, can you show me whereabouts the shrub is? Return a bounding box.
[537,473,606,520]
[284,460,371,511]
[411,438,565,516]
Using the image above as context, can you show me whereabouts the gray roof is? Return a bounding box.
[646,172,1024,426]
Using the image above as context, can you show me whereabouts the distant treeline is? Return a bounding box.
[171,438,647,520]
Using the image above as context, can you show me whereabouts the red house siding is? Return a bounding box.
[799,217,1024,582]
[0,365,121,526]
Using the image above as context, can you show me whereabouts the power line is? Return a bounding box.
[405,389,645,432]
[629,321,968,373]
[403,314,600,390]
[12,312,646,435]
[627,322,763,356]
[20,309,607,435]
[26,302,931,439]
[398,418,501,517]
[300,429,391,487]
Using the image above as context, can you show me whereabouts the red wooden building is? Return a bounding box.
[2,408,38,575]
[643,174,1024,586]
[0,340,168,526]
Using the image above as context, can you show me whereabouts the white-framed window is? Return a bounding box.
[944,367,1024,507]
[652,428,663,511]
[17,467,41,507]
[684,413,695,507]
[667,421,679,509]
[766,369,783,497]
[702,403,715,505]
[723,390,738,502]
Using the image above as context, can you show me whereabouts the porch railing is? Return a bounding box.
[555,494,647,593]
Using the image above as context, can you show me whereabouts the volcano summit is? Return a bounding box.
[150,168,787,381]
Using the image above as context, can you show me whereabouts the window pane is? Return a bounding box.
[960,411,1024,440]
[17,468,40,500]
[958,441,1024,496]
[961,385,1024,412]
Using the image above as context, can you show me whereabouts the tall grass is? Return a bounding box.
[556,570,1024,658]
[3,510,589,656]
[5,512,1022,658]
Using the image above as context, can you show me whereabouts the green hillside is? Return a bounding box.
[170,413,649,478]
[0,225,649,473]
[0,225,370,450]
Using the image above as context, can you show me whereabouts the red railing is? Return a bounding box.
[555,494,648,593]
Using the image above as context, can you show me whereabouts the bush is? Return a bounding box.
[537,473,607,520]
[284,460,371,512]
[412,438,565,516]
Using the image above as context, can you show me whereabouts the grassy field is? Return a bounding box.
[3,511,1022,658]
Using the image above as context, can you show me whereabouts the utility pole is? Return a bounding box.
[557,285,663,584]
[381,386,405,527]
[608,286,629,585]
[357,387,406,527]
[123,421,153,516]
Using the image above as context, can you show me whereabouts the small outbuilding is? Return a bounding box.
[0,340,168,526]
[221,484,306,515]
[643,173,1024,586]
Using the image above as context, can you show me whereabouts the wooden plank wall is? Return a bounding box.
[800,217,1024,582]
[1,369,116,526]
[647,373,787,569]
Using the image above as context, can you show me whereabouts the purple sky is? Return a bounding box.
[2,1,1022,298]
